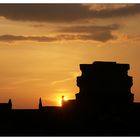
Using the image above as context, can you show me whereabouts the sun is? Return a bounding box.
[63,96,68,101]
[58,98,62,106]
[57,96,69,106]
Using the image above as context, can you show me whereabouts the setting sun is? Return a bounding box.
[57,96,69,106]
[58,98,62,106]
[63,97,68,101]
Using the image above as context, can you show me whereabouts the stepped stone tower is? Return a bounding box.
[76,61,134,114]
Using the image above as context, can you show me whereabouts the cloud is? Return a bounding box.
[77,31,116,42]
[0,33,116,43]
[84,4,133,11]
[11,78,43,85]
[59,24,119,33]
[0,4,90,22]
[119,34,140,42]
[0,4,139,22]
[57,32,116,42]
[51,77,73,86]
[57,24,119,42]
[0,25,118,43]
[30,24,46,28]
[92,4,140,18]
[0,34,58,42]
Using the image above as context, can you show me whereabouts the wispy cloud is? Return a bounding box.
[11,78,43,85]
[120,34,140,42]
[0,31,117,43]
[59,24,119,33]
[0,23,119,43]
[58,24,119,42]
[0,34,58,42]
[50,77,74,86]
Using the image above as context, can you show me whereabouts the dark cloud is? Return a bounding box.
[93,4,140,18]
[77,31,116,42]
[0,34,58,42]
[59,24,119,33]
[0,24,120,42]
[57,24,119,42]
[57,32,116,42]
[0,32,116,43]
[0,4,90,22]
[0,4,139,22]
[30,24,46,28]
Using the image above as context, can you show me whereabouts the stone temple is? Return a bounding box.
[62,61,134,116]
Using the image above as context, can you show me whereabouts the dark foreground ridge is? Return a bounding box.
[0,61,140,136]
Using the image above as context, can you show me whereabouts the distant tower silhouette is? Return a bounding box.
[39,98,42,110]
[8,99,12,110]
[0,99,12,111]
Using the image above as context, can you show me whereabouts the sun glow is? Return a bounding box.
[63,96,68,101]
[57,96,69,106]
[58,98,62,106]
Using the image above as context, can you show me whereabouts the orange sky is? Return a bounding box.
[0,4,140,109]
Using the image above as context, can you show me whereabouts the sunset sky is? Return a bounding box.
[0,4,140,109]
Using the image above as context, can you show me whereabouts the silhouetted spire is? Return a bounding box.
[39,97,42,109]
[8,99,12,109]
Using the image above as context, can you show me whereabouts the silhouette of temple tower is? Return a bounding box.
[75,61,134,114]
[0,99,12,111]
[38,97,49,110]
[39,97,42,110]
